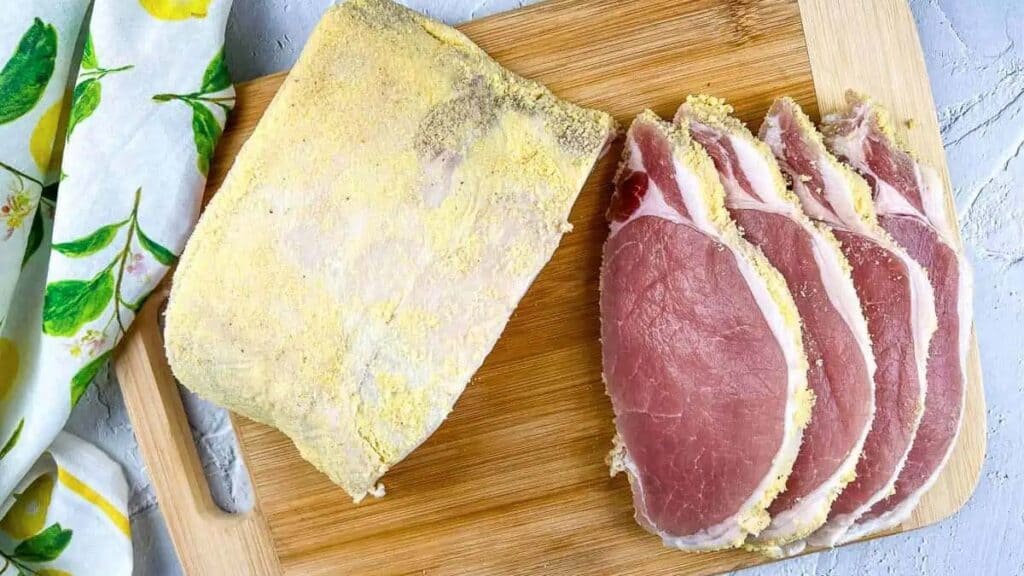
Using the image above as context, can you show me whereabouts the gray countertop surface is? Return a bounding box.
[65,0,1024,574]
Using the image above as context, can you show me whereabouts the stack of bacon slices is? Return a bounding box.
[601,92,972,554]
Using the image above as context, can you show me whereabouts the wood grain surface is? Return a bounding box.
[114,0,985,574]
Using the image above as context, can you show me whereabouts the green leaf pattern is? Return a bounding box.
[2,520,74,574]
[0,19,57,125]
[43,188,176,354]
[80,34,98,71]
[66,78,100,139]
[66,34,132,139]
[52,219,126,257]
[12,523,73,563]
[153,47,234,175]
[0,419,24,461]
[71,351,111,406]
[188,100,223,176]
[200,48,231,94]
[21,202,44,269]
[42,266,115,338]
[136,224,176,266]
[9,41,229,464]
[0,467,76,571]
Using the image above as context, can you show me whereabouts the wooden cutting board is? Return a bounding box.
[113,0,986,574]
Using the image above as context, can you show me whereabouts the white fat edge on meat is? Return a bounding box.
[920,165,959,246]
[826,116,922,224]
[759,103,876,237]
[708,193,811,550]
[763,98,936,437]
[856,96,974,449]
[840,253,972,542]
[606,135,689,240]
[822,97,973,432]
[822,108,975,544]
[806,215,937,547]
[603,118,689,545]
[678,99,879,550]
[824,99,973,538]
[809,236,937,542]
[603,118,702,545]
[603,117,743,550]
[759,100,940,548]
[757,224,880,550]
[759,115,844,228]
[703,130,797,216]
[606,113,811,551]
[678,96,797,218]
[729,139,879,548]
[690,109,877,382]
[825,93,957,248]
[668,113,812,550]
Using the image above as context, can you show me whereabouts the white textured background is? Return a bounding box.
[66,0,1024,574]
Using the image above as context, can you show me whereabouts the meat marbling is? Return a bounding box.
[601,110,812,551]
[677,96,876,552]
[822,92,973,542]
[760,98,937,550]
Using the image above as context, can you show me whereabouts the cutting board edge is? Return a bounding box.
[797,0,986,531]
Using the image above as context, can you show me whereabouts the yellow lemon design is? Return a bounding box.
[0,337,18,405]
[30,98,63,175]
[0,473,55,540]
[139,0,212,20]
[38,570,72,576]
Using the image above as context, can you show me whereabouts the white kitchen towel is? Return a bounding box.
[1,0,236,572]
[0,432,131,576]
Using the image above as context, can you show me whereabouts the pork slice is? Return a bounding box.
[601,111,811,550]
[676,96,876,551]
[760,98,937,549]
[821,92,973,541]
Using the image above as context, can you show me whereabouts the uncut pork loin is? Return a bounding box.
[822,92,973,541]
[165,0,616,502]
[760,98,937,548]
[601,110,812,550]
[676,96,876,551]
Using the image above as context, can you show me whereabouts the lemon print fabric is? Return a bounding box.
[29,98,62,178]
[0,19,56,126]
[140,0,212,20]
[1,1,237,574]
[0,3,87,331]
[1,473,54,540]
[0,472,69,572]
[0,433,131,576]
[0,1,87,499]
[1,0,235,575]
[0,337,18,406]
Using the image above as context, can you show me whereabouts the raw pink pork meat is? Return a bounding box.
[760,98,937,549]
[822,92,973,541]
[677,95,876,550]
[601,110,811,550]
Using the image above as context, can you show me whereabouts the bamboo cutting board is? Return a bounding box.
[114,0,986,574]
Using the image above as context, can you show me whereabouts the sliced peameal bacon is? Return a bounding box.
[760,98,937,549]
[676,96,876,552]
[600,111,812,550]
[821,92,973,541]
